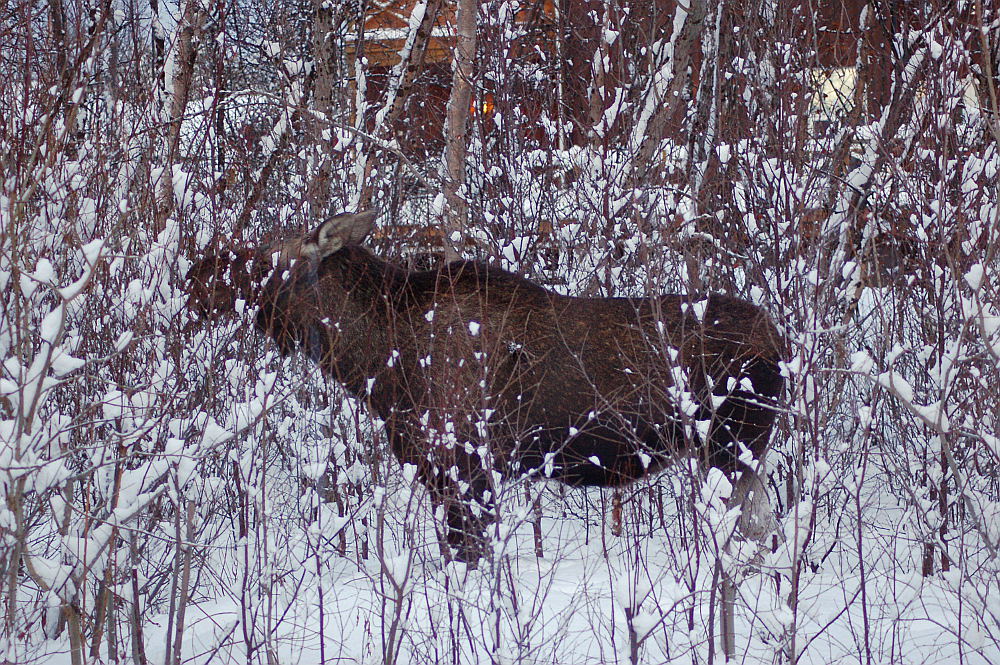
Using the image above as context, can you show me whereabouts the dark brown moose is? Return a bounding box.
[186,210,786,561]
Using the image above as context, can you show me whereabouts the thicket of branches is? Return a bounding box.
[1,0,999,663]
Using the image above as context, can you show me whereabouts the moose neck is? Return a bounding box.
[308,246,408,404]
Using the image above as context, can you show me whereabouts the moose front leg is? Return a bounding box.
[430,444,497,565]
[388,424,497,564]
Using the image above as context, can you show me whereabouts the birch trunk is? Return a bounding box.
[973,0,1000,142]
[353,0,446,210]
[821,8,935,323]
[153,0,205,232]
[48,0,67,75]
[629,0,708,177]
[170,500,196,665]
[441,0,478,260]
[587,4,612,137]
[309,0,339,219]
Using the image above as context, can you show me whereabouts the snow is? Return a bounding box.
[877,369,914,403]
[39,307,63,344]
[31,484,986,665]
[849,350,875,374]
[966,263,985,291]
[48,348,85,377]
[55,254,99,304]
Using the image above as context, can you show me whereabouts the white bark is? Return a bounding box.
[440,0,478,259]
[153,0,205,231]
[629,0,708,175]
[352,0,446,210]
[309,0,339,219]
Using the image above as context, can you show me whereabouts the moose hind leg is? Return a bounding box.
[704,357,782,473]
[729,465,778,543]
[705,357,782,541]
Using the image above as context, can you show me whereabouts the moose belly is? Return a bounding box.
[511,418,684,487]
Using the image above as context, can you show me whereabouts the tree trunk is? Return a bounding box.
[441,0,478,260]
[48,0,67,75]
[309,0,339,219]
[235,73,315,230]
[720,572,736,660]
[630,0,708,178]
[354,0,446,211]
[153,0,205,232]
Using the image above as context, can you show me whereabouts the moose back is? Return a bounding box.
[186,211,786,560]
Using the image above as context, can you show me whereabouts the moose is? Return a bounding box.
[185,210,786,561]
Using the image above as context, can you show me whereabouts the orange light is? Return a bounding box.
[471,93,494,116]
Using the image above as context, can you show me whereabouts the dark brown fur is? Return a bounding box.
[186,214,786,560]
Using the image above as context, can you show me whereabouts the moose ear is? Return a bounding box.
[310,210,378,258]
